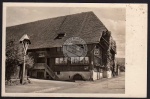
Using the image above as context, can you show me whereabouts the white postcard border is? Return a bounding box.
[2,3,147,98]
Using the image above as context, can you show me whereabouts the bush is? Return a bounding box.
[119,65,125,72]
[5,79,20,86]
[6,40,34,82]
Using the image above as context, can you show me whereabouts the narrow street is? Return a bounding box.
[6,72,125,93]
[49,72,125,93]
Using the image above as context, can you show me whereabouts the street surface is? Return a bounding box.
[6,72,125,93]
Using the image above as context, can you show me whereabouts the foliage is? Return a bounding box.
[119,65,125,72]
[25,54,34,69]
[6,40,19,81]
[6,40,34,81]
[17,44,34,69]
[115,58,125,72]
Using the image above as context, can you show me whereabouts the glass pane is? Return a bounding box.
[59,58,63,64]
[74,57,80,64]
[84,57,89,64]
[80,57,84,64]
[71,57,75,64]
[61,57,67,64]
[64,57,67,64]
[55,58,59,64]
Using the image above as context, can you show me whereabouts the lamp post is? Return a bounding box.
[19,34,31,84]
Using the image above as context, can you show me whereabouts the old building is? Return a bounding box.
[6,11,118,81]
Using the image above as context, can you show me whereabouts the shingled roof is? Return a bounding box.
[6,11,108,49]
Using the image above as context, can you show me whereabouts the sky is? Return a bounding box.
[6,7,125,58]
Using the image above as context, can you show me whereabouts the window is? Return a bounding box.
[71,57,80,64]
[59,58,63,64]
[56,47,63,52]
[37,57,45,63]
[71,57,89,65]
[71,57,75,64]
[55,58,59,64]
[80,57,84,64]
[63,57,67,64]
[54,33,66,40]
[85,57,89,64]
[57,71,60,75]
[55,57,67,65]
[74,57,80,64]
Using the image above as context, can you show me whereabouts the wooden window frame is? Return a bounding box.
[71,57,89,65]
[55,57,67,65]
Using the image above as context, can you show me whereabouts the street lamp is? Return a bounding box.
[19,34,31,84]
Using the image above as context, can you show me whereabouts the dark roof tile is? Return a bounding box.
[6,11,108,49]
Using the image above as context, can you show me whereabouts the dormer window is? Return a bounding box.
[54,33,66,40]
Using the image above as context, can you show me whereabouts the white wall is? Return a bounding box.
[92,71,103,80]
[103,70,112,78]
[100,72,103,78]
[92,71,97,80]
[55,71,91,80]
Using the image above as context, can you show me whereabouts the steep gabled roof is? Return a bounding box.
[6,11,108,49]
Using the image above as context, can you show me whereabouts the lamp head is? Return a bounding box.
[19,34,31,44]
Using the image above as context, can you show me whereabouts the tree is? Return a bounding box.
[6,40,19,81]
[6,40,34,81]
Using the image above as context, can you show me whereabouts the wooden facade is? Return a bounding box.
[27,33,117,80]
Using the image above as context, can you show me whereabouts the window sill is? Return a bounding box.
[71,64,89,66]
[55,64,67,66]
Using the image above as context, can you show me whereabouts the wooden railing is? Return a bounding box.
[44,64,59,80]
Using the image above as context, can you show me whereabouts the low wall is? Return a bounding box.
[55,71,91,80]
[103,70,112,78]
[118,68,120,75]
[92,71,103,80]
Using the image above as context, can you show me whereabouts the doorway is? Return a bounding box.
[47,58,50,66]
[37,71,44,79]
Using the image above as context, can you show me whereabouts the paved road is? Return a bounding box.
[48,73,125,93]
[6,72,125,93]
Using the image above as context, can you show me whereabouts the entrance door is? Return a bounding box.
[37,71,44,79]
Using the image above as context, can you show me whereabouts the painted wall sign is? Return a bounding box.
[94,49,99,55]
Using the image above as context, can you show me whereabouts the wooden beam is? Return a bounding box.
[101,37,109,45]
[101,37,116,53]
[99,43,106,50]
